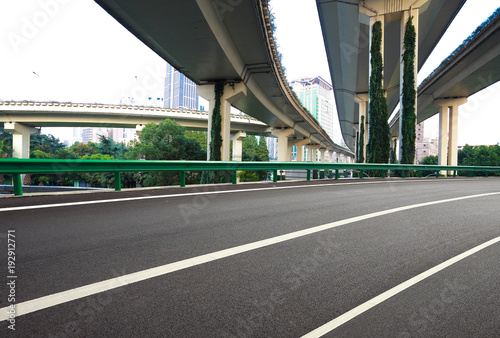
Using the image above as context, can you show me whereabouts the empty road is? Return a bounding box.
[0,177,499,337]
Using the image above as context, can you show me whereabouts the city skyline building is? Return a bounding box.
[415,123,439,164]
[291,76,335,141]
[164,63,199,110]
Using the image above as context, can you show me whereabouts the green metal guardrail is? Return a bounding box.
[1,158,499,196]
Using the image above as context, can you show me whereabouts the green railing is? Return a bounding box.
[1,158,499,196]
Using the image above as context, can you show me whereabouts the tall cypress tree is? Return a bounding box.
[401,17,417,164]
[210,82,224,161]
[358,115,365,163]
[368,21,390,164]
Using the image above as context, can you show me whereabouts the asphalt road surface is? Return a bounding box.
[0,177,499,337]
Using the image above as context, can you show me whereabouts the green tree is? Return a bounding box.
[357,115,365,163]
[186,131,208,150]
[0,138,11,185]
[30,134,66,154]
[0,138,11,157]
[70,142,97,157]
[367,21,390,165]
[256,136,270,161]
[242,135,259,158]
[97,135,129,158]
[238,135,270,182]
[130,119,206,186]
[401,16,417,164]
[420,155,438,176]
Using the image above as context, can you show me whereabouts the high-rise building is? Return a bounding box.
[415,123,439,163]
[291,77,336,141]
[164,63,199,110]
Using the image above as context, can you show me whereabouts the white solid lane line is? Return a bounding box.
[0,178,472,212]
[0,190,497,322]
[301,234,500,337]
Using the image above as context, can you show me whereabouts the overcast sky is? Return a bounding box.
[1,0,499,146]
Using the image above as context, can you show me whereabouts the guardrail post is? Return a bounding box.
[453,170,457,178]
[180,171,186,187]
[114,172,121,191]
[381,170,385,179]
[436,171,440,178]
[335,169,339,180]
[273,169,278,182]
[418,170,422,178]
[319,170,325,179]
[359,170,363,179]
[13,174,23,196]
[469,171,472,177]
[485,171,488,178]
[232,171,237,185]
[401,170,406,179]
[307,169,311,181]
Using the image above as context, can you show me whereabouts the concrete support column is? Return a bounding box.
[4,122,39,158]
[398,8,419,163]
[271,128,295,162]
[135,124,145,135]
[289,138,310,162]
[319,149,326,162]
[355,94,369,163]
[232,131,246,161]
[198,83,247,161]
[434,98,467,175]
[448,104,459,169]
[324,150,331,162]
[306,145,320,162]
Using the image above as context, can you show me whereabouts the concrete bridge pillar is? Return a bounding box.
[289,138,310,162]
[355,94,369,163]
[4,122,39,159]
[271,128,295,162]
[198,83,247,161]
[306,145,320,162]
[319,148,326,162]
[434,98,467,175]
[324,149,331,162]
[136,124,145,135]
[231,131,246,161]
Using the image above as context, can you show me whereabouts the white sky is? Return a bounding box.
[0,0,499,146]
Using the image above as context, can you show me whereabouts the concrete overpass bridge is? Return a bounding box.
[0,101,270,160]
[316,0,466,153]
[390,8,500,167]
[95,0,353,163]
[0,101,353,163]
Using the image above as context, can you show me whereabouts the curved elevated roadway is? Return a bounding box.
[390,9,500,135]
[94,0,352,157]
[316,0,466,150]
